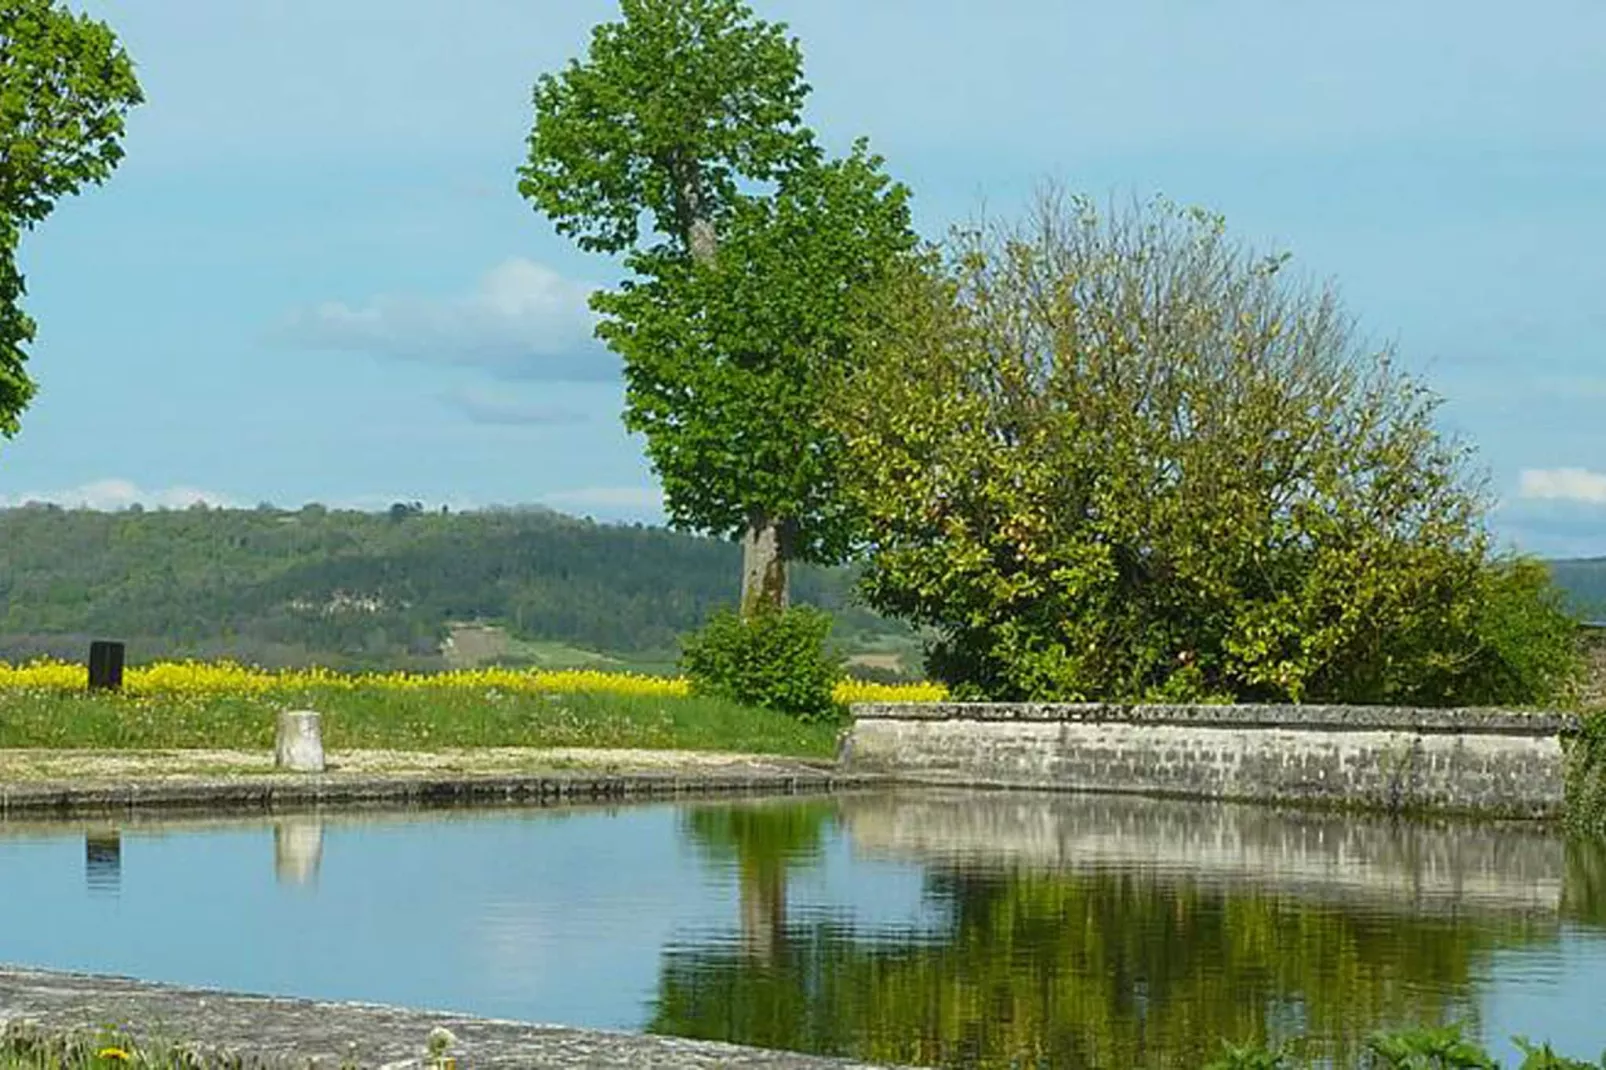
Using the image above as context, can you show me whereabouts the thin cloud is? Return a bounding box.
[0,479,239,511]
[1518,468,1606,505]
[441,386,587,427]
[275,258,618,381]
[540,485,664,518]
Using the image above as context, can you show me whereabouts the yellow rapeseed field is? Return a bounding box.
[0,659,946,705]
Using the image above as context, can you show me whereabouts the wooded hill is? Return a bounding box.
[1,503,1601,674]
[1550,558,1606,621]
[0,504,916,675]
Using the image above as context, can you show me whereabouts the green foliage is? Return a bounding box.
[1201,1027,1606,1070]
[1455,556,1585,706]
[518,0,813,256]
[0,505,912,669]
[1203,1041,1294,1069]
[0,0,142,437]
[1564,711,1606,836]
[1511,1038,1606,1070]
[519,0,920,611]
[1367,1024,1499,1068]
[832,192,1573,707]
[596,142,916,563]
[679,605,844,721]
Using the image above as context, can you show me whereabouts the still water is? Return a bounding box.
[3,791,1606,1069]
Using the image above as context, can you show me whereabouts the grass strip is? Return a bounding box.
[0,687,839,758]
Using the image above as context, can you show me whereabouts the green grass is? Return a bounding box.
[0,688,840,758]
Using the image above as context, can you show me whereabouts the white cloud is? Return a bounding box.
[440,386,586,426]
[276,259,617,381]
[0,479,239,511]
[1518,468,1606,505]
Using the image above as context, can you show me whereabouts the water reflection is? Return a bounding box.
[653,792,1606,1070]
[681,800,833,964]
[83,830,120,895]
[273,817,324,886]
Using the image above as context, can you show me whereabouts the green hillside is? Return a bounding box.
[1549,558,1606,621]
[3,502,1598,676]
[0,503,918,675]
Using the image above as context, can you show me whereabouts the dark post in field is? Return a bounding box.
[87,640,125,691]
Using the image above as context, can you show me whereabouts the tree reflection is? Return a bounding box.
[680,799,835,964]
[651,855,1588,1069]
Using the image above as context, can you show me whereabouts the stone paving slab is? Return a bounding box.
[0,965,899,1068]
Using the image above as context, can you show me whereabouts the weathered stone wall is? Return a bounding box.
[843,703,1580,818]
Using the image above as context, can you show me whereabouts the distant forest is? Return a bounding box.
[1550,558,1606,621]
[1,503,1601,674]
[0,503,913,674]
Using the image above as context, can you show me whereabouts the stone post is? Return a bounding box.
[275,709,325,773]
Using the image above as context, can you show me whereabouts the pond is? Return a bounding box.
[3,791,1605,1069]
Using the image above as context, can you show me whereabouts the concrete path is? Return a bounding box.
[0,965,899,1068]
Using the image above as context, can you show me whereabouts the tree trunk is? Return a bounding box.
[740,513,793,617]
[738,864,787,965]
[689,216,718,266]
[682,183,791,619]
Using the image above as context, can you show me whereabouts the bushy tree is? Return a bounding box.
[519,0,915,614]
[680,604,844,722]
[1,0,143,438]
[831,192,1579,706]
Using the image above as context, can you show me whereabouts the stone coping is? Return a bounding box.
[0,965,896,1068]
[849,701,1581,736]
[0,767,886,818]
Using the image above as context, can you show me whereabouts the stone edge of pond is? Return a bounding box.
[0,964,901,1069]
[848,701,1582,736]
[0,767,891,817]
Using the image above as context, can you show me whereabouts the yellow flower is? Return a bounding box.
[833,679,948,704]
[0,657,946,703]
[96,1047,131,1062]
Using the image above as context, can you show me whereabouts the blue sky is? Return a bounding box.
[4,1,1603,556]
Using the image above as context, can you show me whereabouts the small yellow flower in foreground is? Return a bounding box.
[426,1026,457,1059]
[96,1047,131,1062]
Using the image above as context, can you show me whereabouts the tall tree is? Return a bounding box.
[518,0,913,613]
[0,0,143,438]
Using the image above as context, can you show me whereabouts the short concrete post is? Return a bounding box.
[275,709,325,773]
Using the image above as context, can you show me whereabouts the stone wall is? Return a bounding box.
[843,703,1581,818]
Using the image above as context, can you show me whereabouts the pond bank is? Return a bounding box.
[0,748,879,817]
[0,965,897,1068]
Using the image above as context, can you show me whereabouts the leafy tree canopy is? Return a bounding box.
[518,0,814,256]
[596,142,915,563]
[831,192,1581,706]
[0,0,142,437]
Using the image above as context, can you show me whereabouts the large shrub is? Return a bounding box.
[679,605,845,721]
[831,192,1580,707]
